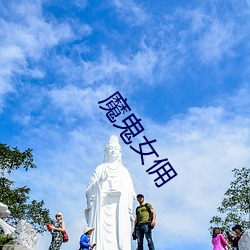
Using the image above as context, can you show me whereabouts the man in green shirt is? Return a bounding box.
[133,194,156,250]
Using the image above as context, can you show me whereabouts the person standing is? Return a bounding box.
[231,225,244,250]
[79,227,96,250]
[133,194,156,250]
[211,227,232,250]
[49,212,66,250]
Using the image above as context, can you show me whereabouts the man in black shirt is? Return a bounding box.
[230,225,244,250]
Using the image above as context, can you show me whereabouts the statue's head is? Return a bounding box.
[104,135,122,163]
[0,202,10,218]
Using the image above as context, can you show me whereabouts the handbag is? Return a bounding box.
[62,231,69,242]
[46,224,52,232]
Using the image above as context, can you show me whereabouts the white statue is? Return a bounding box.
[0,203,38,250]
[0,202,15,235]
[0,202,11,218]
[239,229,250,250]
[85,135,136,250]
[13,220,38,250]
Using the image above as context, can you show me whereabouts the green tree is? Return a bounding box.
[0,143,52,233]
[210,167,250,232]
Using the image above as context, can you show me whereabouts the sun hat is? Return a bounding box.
[55,212,63,218]
[84,227,95,234]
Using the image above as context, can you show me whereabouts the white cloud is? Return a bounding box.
[81,48,127,85]
[0,1,74,110]
[0,2,73,58]
[160,7,240,67]
[48,84,116,119]
[81,45,158,86]
[0,45,25,111]
[189,8,210,33]
[126,43,158,84]
[73,0,87,9]
[196,20,235,63]
[112,0,148,26]
[221,84,250,115]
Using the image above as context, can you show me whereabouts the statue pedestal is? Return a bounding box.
[1,245,26,250]
[239,229,250,250]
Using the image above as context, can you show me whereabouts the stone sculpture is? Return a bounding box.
[13,220,38,250]
[0,202,15,235]
[85,135,136,250]
[238,229,250,250]
[0,203,37,250]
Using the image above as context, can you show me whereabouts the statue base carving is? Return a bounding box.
[1,245,26,250]
[1,204,37,250]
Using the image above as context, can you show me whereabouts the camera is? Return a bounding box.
[132,231,137,240]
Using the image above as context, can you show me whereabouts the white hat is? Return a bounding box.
[55,212,63,218]
[84,227,94,234]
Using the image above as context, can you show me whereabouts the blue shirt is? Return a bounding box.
[79,234,90,250]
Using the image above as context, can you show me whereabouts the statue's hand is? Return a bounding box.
[129,213,135,222]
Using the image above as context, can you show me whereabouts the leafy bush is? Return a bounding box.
[0,234,14,247]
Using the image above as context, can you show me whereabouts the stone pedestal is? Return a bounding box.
[2,246,26,250]
[238,229,250,250]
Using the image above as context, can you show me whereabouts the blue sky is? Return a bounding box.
[1,0,250,249]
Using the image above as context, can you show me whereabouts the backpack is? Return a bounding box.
[136,203,154,229]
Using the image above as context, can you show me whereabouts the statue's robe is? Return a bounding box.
[85,163,136,250]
